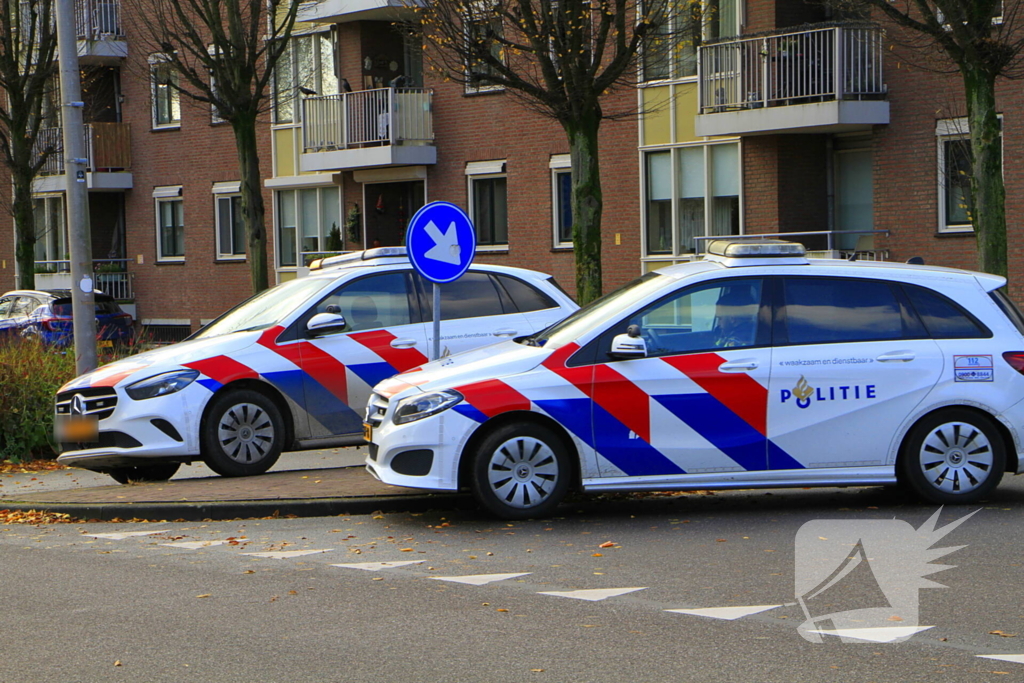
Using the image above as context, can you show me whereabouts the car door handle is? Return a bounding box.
[719,360,759,372]
[492,328,518,337]
[876,351,916,362]
[390,338,418,349]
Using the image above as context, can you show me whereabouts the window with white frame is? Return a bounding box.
[154,186,184,261]
[273,31,338,125]
[276,186,342,268]
[150,57,180,128]
[550,154,573,247]
[642,0,741,82]
[465,7,505,93]
[935,117,997,234]
[644,142,740,256]
[213,182,245,259]
[467,160,508,248]
[208,46,225,124]
[32,195,67,265]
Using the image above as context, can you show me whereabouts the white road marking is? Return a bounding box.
[330,561,426,571]
[665,605,782,620]
[83,530,171,540]
[243,549,333,559]
[977,654,1024,665]
[808,626,933,643]
[538,587,647,602]
[430,573,531,586]
[159,540,229,550]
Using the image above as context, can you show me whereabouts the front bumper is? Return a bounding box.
[55,384,205,471]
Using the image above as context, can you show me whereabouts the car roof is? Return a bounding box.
[308,258,561,284]
[1,289,115,301]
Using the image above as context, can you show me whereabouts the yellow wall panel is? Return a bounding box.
[642,87,671,147]
[674,83,699,143]
[274,128,296,178]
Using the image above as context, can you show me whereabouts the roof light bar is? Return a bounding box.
[706,240,806,258]
[313,247,409,270]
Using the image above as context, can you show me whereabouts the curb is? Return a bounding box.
[0,493,475,522]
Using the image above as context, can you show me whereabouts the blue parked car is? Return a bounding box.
[0,289,134,347]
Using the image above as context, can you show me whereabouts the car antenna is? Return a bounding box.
[906,256,925,265]
[847,251,858,262]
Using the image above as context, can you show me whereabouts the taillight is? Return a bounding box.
[39,317,60,332]
[1002,352,1024,375]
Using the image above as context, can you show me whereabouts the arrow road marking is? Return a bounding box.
[242,549,333,560]
[331,561,425,571]
[665,605,782,620]
[424,220,461,265]
[430,573,531,586]
[538,587,647,602]
[83,530,171,540]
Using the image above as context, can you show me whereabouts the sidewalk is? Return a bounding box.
[0,446,468,521]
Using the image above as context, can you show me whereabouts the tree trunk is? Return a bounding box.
[962,66,1005,279]
[12,164,36,290]
[232,112,269,293]
[565,111,604,305]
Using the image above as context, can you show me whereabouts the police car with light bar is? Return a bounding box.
[365,240,1024,519]
[54,248,578,483]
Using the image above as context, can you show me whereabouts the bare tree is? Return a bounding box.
[125,0,301,293]
[840,0,1024,278]
[411,0,673,303]
[0,0,59,289]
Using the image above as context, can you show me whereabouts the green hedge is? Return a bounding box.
[0,339,135,462]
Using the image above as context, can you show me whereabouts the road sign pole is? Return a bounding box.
[432,283,441,361]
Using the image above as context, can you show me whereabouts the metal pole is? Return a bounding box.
[432,283,440,360]
[55,0,96,374]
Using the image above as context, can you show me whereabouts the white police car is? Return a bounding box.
[365,240,1024,518]
[54,248,578,483]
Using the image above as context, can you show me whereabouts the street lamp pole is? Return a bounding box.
[53,0,97,374]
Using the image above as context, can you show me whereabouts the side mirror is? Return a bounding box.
[609,332,647,359]
[307,312,347,335]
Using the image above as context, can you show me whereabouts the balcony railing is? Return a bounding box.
[698,24,885,114]
[35,122,131,176]
[75,0,122,39]
[34,259,134,300]
[302,87,434,153]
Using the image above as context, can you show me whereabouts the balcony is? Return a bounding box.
[75,0,126,63]
[694,23,889,137]
[34,260,135,301]
[33,122,132,191]
[299,88,436,173]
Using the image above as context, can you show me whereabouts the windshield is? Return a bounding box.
[522,272,668,348]
[191,276,334,340]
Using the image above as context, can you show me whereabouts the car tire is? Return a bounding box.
[472,422,572,520]
[107,462,181,484]
[201,389,284,477]
[900,408,1005,504]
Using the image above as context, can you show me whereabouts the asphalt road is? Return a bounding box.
[4,476,1024,682]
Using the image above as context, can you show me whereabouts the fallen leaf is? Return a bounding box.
[243,570,255,574]
[400,548,414,552]
[531,669,544,673]
[496,608,509,612]
[599,541,615,548]
[114,660,122,667]
[888,615,903,622]
[195,594,211,599]
[990,630,1018,637]
[592,553,603,557]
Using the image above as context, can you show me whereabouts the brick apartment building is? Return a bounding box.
[0,0,1021,337]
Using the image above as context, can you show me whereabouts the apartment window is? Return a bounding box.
[642,0,740,82]
[154,186,184,261]
[276,186,342,268]
[937,118,973,233]
[467,160,508,248]
[214,182,245,259]
[465,9,504,93]
[550,154,573,247]
[32,195,67,264]
[150,58,180,128]
[273,31,338,124]
[644,141,741,256]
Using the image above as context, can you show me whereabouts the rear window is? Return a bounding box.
[419,272,508,320]
[51,298,122,316]
[991,288,1024,336]
[903,284,990,339]
[779,277,904,345]
[495,275,557,312]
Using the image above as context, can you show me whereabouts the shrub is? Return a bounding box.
[0,337,140,462]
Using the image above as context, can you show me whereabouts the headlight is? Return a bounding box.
[125,369,200,400]
[393,390,463,425]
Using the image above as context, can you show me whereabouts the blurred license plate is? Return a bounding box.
[56,416,98,443]
[362,422,372,442]
[97,340,113,349]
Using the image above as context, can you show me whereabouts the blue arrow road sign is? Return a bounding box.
[406,201,476,284]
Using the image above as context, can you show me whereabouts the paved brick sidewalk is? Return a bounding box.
[0,466,468,521]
